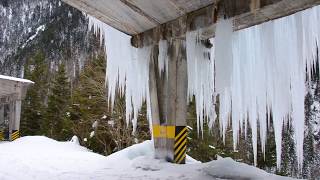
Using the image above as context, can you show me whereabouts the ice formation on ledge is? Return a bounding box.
[88,15,151,134]
[213,5,320,168]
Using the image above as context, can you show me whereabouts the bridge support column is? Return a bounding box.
[0,105,4,140]
[8,98,21,141]
[148,18,188,164]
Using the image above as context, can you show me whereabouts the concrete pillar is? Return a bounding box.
[8,100,15,140]
[149,31,188,164]
[0,105,4,140]
[0,105,4,126]
[13,100,21,131]
[165,38,188,163]
[8,99,20,141]
[149,44,167,159]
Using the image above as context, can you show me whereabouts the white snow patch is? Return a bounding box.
[0,75,34,84]
[70,136,80,145]
[92,120,98,129]
[0,136,294,180]
[90,131,95,138]
[22,25,46,48]
[203,157,292,180]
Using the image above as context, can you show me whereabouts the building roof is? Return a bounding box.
[0,75,34,99]
[0,75,34,84]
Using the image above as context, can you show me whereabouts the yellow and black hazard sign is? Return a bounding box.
[0,130,4,141]
[11,130,19,141]
[152,125,187,164]
[174,126,187,164]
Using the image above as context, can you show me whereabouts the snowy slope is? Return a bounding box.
[0,136,294,180]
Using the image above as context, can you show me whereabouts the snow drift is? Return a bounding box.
[0,136,293,180]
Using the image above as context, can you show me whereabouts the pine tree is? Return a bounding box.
[43,63,72,140]
[20,52,48,136]
[70,56,150,155]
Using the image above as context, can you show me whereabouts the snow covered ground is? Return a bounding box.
[0,136,294,180]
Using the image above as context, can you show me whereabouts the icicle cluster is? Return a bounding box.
[186,31,216,137]
[211,5,320,168]
[88,15,151,134]
[88,4,320,169]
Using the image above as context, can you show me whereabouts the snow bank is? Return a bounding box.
[0,136,295,180]
[0,136,106,180]
[204,157,292,180]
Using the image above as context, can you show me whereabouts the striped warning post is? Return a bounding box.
[174,126,187,164]
[0,130,4,141]
[11,130,19,141]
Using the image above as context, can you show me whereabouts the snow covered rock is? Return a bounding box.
[70,135,80,145]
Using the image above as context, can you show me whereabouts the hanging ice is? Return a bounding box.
[88,15,151,134]
[186,30,216,137]
[213,5,320,169]
[87,4,320,170]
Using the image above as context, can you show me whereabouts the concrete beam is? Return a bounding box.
[132,0,320,47]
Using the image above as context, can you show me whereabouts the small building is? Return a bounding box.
[0,75,34,141]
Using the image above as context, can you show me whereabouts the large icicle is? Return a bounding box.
[88,15,151,133]
[215,19,233,144]
[186,30,216,137]
[213,5,320,169]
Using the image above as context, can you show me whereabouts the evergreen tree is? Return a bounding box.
[70,56,150,155]
[187,97,239,162]
[20,52,48,136]
[43,63,72,140]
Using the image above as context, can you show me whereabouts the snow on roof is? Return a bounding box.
[0,75,34,84]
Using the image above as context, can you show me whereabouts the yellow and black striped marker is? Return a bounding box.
[152,125,187,164]
[11,130,19,141]
[0,130,4,141]
[174,126,187,164]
